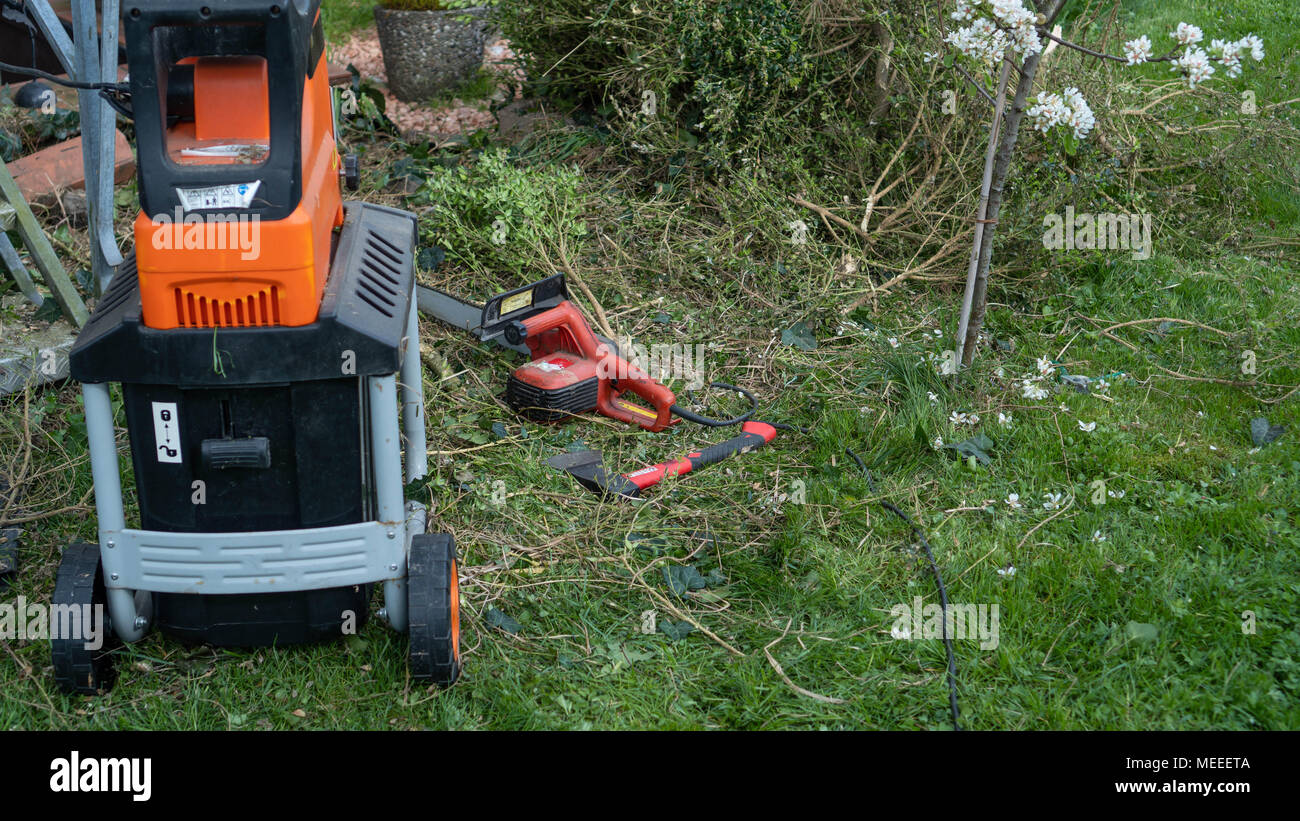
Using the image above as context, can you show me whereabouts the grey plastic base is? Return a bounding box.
[81,280,430,642]
[99,520,405,595]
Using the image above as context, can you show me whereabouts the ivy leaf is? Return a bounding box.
[781,321,818,351]
[658,620,696,641]
[662,565,709,596]
[943,433,995,465]
[626,532,671,556]
[485,607,521,635]
[1250,417,1284,447]
[417,246,445,273]
[33,297,63,323]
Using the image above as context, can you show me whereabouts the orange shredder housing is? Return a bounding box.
[133,48,344,329]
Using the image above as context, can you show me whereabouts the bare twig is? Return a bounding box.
[764,619,847,704]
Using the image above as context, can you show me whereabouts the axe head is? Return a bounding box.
[545,451,643,500]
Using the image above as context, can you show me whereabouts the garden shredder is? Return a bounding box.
[55,0,460,693]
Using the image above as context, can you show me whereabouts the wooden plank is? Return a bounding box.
[0,162,88,328]
[5,128,134,208]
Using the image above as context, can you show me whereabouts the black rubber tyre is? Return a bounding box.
[51,543,119,695]
[408,533,460,685]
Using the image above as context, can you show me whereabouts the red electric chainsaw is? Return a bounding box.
[417,274,787,497]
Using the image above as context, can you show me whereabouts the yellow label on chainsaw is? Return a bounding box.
[501,289,534,316]
[616,400,658,419]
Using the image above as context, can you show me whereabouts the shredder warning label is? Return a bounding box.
[175,180,261,210]
[152,402,182,463]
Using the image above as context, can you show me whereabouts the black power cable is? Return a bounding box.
[668,381,810,434]
[0,60,123,93]
[670,381,759,427]
[0,60,133,118]
[846,447,961,731]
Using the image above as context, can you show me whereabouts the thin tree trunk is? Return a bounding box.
[959,0,1070,365]
[954,61,1012,364]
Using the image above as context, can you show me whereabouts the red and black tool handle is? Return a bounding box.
[622,421,778,493]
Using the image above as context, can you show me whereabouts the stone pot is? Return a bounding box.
[373,6,489,103]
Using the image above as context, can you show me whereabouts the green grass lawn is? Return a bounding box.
[0,0,1296,730]
[321,0,374,45]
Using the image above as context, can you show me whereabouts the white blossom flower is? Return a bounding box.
[1238,34,1264,62]
[1061,87,1095,139]
[1037,356,1054,375]
[933,328,943,337]
[1211,38,1247,77]
[887,337,900,348]
[1078,420,1097,432]
[1022,380,1049,400]
[1028,87,1095,140]
[928,391,940,404]
[1005,493,1022,510]
[1172,22,1204,46]
[1042,492,1063,510]
[1091,530,1107,543]
[950,410,970,426]
[997,564,1017,577]
[923,51,940,64]
[951,0,978,22]
[1028,91,1070,133]
[945,1,1042,66]
[1124,35,1153,65]
[1108,488,1126,500]
[1172,46,1215,87]
[998,412,1013,427]
[1095,378,1110,393]
[932,435,945,450]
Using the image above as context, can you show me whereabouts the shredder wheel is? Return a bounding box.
[51,543,119,695]
[407,533,460,686]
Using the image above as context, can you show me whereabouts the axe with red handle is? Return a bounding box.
[545,421,779,499]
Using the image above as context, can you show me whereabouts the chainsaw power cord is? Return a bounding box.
[669,382,810,434]
[846,447,961,731]
[669,381,758,427]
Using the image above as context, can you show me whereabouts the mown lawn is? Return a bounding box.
[0,0,1295,729]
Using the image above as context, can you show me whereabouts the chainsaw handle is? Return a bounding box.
[518,301,600,359]
[601,366,676,431]
[626,421,778,491]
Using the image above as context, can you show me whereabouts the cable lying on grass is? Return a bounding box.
[845,448,961,732]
